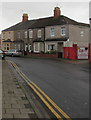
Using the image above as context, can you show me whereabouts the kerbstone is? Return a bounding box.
[3,114,13,118]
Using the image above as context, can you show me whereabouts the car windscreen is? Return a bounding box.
[8,49,16,52]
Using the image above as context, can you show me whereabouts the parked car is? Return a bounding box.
[6,49,22,57]
[0,49,5,60]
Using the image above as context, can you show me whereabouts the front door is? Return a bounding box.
[58,43,63,58]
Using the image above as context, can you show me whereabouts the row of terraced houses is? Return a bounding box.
[1,7,90,60]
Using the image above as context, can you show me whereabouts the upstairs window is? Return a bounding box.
[8,32,11,39]
[37,29,41,38]
[24,31,27,38]
[18,32,21,39]
[29,30,33,38]
[61,27,66,36]
[80,31,84,37]
[2,33,5,39]
[50,28,55,36]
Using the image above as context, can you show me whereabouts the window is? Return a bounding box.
[80,31,84,37]
[3,43,9,50]
[7,47,9,50]
[24,31,27,38]
[14,44,17,49]
[2,33,5,39]
[29,30,33,38]
[48,44,55,51]
[34,43,39,52]
[8,32,11,39]
[25,44,28,51]
[7,44,9,47]
[61,27,66,36]
[18,44,20,50]
[3,44,6,50]
[18,32,21,39]
[50,28,55,36]
[37,30,41,38]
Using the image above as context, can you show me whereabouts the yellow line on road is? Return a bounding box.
[8,60,72,120]
[8,60,63,119]
[28,82,62,119]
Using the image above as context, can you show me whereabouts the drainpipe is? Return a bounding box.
[44,27,45,53]
[89,18,91,62]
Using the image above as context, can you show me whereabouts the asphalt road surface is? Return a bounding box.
[6,56,89,119]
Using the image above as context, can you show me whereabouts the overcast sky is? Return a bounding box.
[0,0,91,34]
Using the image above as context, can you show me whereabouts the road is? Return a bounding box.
[6,56,89,119]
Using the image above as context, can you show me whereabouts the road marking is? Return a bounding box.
[8,60,63,119]
[28,82,62,119]
[8,60,72,120]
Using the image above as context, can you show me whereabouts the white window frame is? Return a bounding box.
[61,27,66,36]
[47,44,55,51]
[34,43,40,52]
[50,28,55,36]
[24,31,28,38]
[37,29,42,38]
[80,31,84,37]
[29,29,33,38]
[25,44,28,51]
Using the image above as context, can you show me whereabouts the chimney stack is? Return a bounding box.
[22,13,28,22]
[54,7,61,17]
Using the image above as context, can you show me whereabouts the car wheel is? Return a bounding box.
[2,57,5,60]
[11,54,14,57]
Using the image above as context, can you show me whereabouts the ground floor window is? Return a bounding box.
[14,44,20,50]
[18,44,20,50]
[34,43,39,52]
[3,43,10,51]
[7,47,9,50]
[14,44,17,49]
[48,44,55,51]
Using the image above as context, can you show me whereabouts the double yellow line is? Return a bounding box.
[8,60,72,120]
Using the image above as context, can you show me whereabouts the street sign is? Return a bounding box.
[78,47,88,59]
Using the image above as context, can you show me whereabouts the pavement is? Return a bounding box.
[23,55,89,65]
[58,58,89,64]
[2,60,50,119]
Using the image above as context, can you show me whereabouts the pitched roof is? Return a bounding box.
[30,15,89,29]
[2,20,37,31]
[2,15,89,32]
